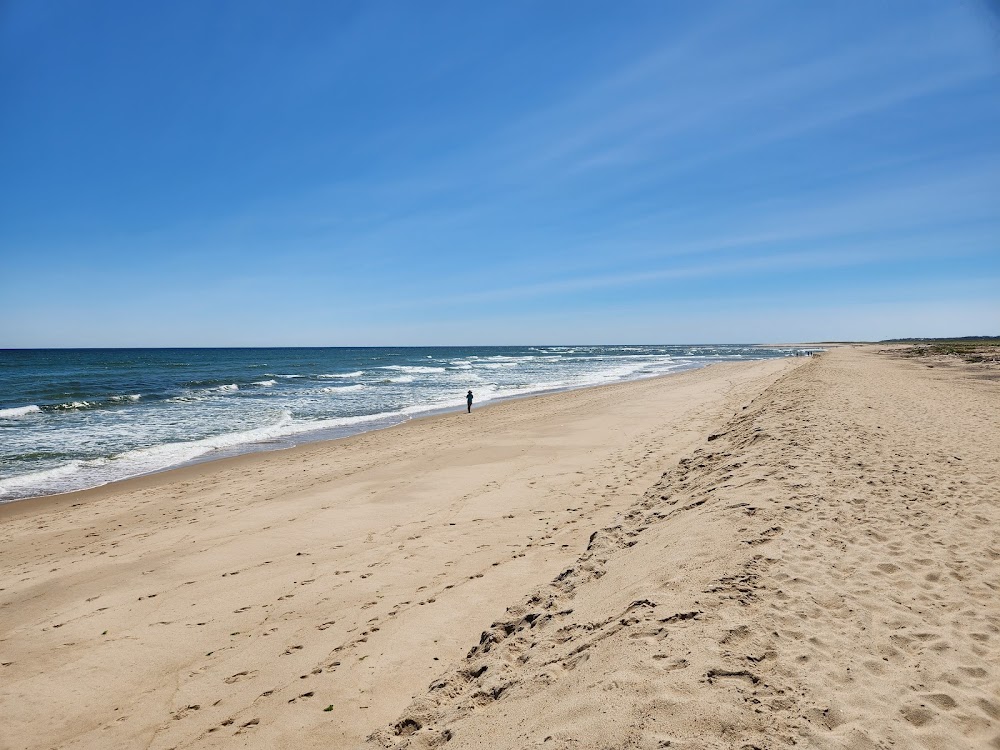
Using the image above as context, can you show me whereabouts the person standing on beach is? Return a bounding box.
[466,390,474,413]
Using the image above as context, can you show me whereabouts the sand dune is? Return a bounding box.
[1,348,998,749]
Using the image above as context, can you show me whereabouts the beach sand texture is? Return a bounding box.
[1,347,997,749]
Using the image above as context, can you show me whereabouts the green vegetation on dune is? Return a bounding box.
[880,335,1000,344]
[884,338,1000,364]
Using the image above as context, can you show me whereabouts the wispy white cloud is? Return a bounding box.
[376,236,990,312]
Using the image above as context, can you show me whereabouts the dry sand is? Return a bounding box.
[1,347,997,749]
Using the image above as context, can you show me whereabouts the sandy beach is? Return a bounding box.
[1,347,998,750]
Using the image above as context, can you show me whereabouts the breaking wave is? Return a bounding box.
[0,405,42,419]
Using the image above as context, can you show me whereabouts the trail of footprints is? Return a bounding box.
[366,427,799,748]
[159,502,625,740]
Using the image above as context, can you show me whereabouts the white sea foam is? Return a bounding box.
[381,365,446,374]
[109,394,142,402]
[2,411,293,499]
[53,401,95,411]
[253,380,277,387]
[0,408,408,501]
[483,355,535,362]
[0,405,41,418]
[167,393,207,403]
[320,384,365,393]
[463,359,687,405]
[318,371,364,379]
[0,460,92,497]
[387,375,415,383]
[168,382,241,403]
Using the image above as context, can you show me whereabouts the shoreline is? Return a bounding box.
[0,358,740,518]
[1,347,822,509]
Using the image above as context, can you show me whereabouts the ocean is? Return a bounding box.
[0,345,811,502]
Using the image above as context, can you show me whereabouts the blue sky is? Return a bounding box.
[1,1,998,346]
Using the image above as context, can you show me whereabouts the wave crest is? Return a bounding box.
[0,405,41,419]
[52,401,97,411]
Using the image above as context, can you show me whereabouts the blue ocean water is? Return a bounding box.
[0,346,813,502]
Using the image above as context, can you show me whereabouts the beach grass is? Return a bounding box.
[897,339,1000,363]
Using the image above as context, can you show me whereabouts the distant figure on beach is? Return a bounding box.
[466,390,474,413]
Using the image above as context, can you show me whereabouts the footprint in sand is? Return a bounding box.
[234,718,259,734]
[171,704,200,720]
[922,693,957,709]
[901,705,935,727]
[652,656,689,672]
[224,670,257,684]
